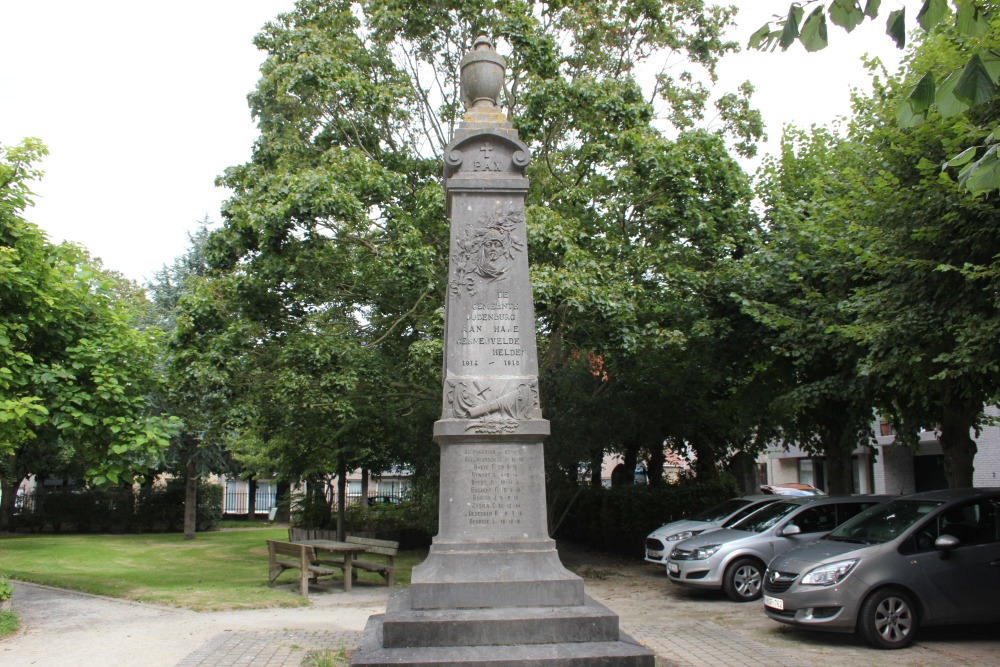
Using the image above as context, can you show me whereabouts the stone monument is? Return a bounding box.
[351,37,654,667]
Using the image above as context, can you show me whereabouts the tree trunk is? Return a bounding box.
[247,476,257,520]
[940,397,979,488]
[622,442,639,485]
[0,469,25,533]
[727,451,757,494]
[274,481,290,523]
[647,442,666,488]
[183,460,198,540]
[824,448,854,495]
[336,455,347,542]
[361,466,370,505]
[692,439,718,478]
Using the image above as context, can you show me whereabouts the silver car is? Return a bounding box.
[668,495,888,601]
[763,488,1000,649]
[644,495,780,565]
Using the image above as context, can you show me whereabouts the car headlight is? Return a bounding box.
[690,544,722,560]
[666,530,699,542]
[800,559,859,586]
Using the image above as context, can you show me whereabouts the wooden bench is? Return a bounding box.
[266,539,338,596]
[345,535,399,588]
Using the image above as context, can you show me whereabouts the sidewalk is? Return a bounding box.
[4,558,999,667]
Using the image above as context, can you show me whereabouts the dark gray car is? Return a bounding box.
[763,488,1000,649]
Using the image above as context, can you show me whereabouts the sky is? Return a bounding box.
[1,1,917,284]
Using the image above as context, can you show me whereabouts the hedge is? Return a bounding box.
[12,481,223,534]
[550,474,741,556]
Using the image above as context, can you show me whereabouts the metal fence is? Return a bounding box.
[223,488,277,515]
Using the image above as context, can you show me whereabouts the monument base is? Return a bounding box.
[410,540,584,609]
[350,590,655,666]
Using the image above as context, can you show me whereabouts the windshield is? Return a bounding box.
[722,499,778,527]
[826,499,945,545]
[690,498,750,522]
[730,501,800,533]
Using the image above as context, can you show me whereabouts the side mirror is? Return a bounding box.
[936,533,959,559]
[781,523,802,537]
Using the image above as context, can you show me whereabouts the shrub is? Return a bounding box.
[11,481,225,534]
[550,474,740,555]
[0,578,12,602]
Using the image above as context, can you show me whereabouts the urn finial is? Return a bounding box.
[460,36,506,109]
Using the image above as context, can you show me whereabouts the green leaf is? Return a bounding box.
[958,146,1000,196]
[112,444,128,454]
[955,0,990,37]
[953,53,999,107]
[895,99,924,128]
[830,0,866,32]
[864,0,881,19]
[907,71,936,114]
[946,146,978,168]
[779,4,805,50]
[917,0,950,31]
[748,23,772,49]
[800,7,829,52]
[934,69,971,117]
[886,8,907,48]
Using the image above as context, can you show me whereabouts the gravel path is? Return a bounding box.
[3,544,999,666]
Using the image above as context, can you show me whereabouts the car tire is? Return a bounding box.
[858,588,919,649]
[722,557,764,602]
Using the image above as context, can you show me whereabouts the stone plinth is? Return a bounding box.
[351,36,653,667]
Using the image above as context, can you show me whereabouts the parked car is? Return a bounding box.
[762,487,1000,649]
[645,495,781,565]
[760,483,826,496]
[667,494,889,601]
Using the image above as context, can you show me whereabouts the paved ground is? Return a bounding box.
[3,545,999,666]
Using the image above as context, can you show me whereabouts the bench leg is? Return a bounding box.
[300,569,309,596]
[343,559,353,592]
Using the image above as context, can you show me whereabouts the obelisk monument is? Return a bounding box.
[351,36,653,666]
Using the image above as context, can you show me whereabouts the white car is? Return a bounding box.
[645,495,779,566]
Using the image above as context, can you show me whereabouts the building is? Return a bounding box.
[757,406,1000,494]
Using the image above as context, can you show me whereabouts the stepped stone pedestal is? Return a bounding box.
[351,36,654,667]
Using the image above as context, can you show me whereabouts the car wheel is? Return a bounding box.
[723,557,764,602]
[858,588,919,649]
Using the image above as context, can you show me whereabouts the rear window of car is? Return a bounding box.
[729,501,800,533]
[690,498,751,522]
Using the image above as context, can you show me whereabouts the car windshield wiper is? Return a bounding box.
[826,535,871,544]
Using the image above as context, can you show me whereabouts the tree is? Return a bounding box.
[199,0,765,502]
[741,127,879,494]
[750,0,999,195]
[147,222,245,539]
[1,139,177,530]
[747,20,1000,487]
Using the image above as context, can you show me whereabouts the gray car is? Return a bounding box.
[668,495,888,602]
[762,487,1000,649]
[644,495,780,565]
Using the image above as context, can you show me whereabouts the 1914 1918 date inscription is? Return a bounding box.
[464,447,524,526]
[455,291,524,366]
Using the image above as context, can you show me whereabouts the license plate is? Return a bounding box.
[668,563,679,574]
[764,595,784,611]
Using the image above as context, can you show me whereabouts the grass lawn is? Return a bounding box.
[0,528,425,611]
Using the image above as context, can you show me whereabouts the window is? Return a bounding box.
[909,499,1000,552]
[791,505,837,533]
[798,459,826,491]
